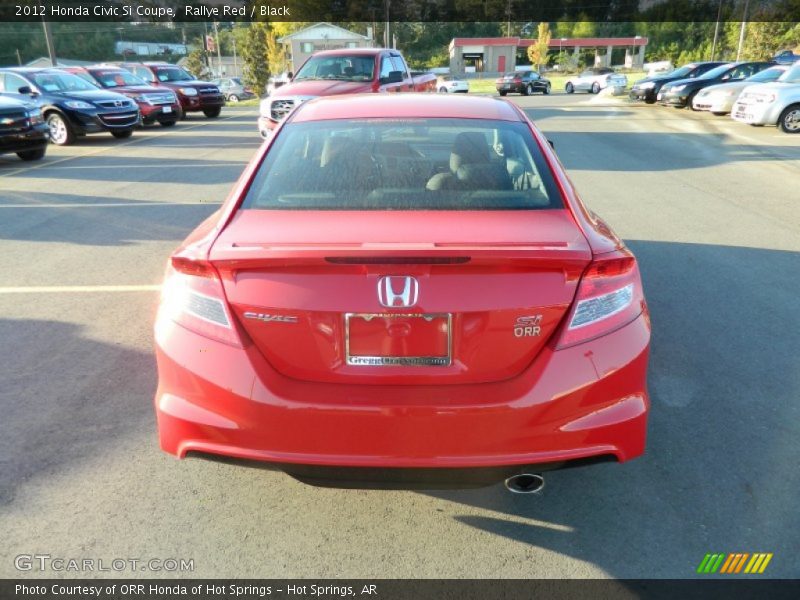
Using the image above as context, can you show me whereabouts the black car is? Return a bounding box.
[0,94,49,161]
[0,68,140,145]
[630,61,726,104]
[658,61,774,109]
[495,71,551,96]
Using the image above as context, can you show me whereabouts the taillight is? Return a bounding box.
[157,257,241,347]
[556,251,645,349]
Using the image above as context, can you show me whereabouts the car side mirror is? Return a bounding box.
[18,85,36,96]
[287,72,294,79]
[381,71,404,85]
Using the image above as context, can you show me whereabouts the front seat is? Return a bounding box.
[427,132,512,191]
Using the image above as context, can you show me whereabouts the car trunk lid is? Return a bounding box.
[210,210,591,385]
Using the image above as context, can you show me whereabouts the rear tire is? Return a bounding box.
[565,82,574,94]
[17,148,46,161]
[644,96,656,104]
[591,82,600,94]
[159,120,177,127]
[46,112,74,146]
[778,104,800,133]
[111,129,133,139]
[687,91,700,111]
[203,107,221,118]
[712,111,727,116]
[498,90,507,96]
[439,86,448,93]
[228,94,239,103]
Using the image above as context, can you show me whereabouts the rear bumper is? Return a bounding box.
[155,311,651,484]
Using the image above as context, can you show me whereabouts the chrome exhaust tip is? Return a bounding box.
[504,473,545,494]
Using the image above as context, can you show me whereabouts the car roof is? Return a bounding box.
[291,94,523,123]
[310,48,385,57]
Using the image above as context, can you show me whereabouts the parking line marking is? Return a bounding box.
[0,202,220,208]
[0,285,161,294]
[0,111,255,179]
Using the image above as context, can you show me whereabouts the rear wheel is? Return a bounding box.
[687,91,700,111]
[17,148,46,161]
[439,86,448,93]
[712,111,727,116]
[228,94,240,103]
[778,104,800,133]
[591,82,600,94]
[203,107,221,118]
[111,129,133,139]
[159,120,177,127]
[565,82,574,94]
[47,112,74,146]
[498,90,507,96]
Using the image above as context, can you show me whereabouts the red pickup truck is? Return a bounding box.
[258,48,436,137]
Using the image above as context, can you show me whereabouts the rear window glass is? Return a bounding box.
[242,118,562,211]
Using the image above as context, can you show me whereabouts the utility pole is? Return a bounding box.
[736,0,750,61]
[710,0,723,60]
[232,31,238,78]
[213,21,223,76]
[384,0,390,49]
[41,19,57,66]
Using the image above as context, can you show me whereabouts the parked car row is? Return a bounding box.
[0,62,225,160]
[630,59,800,134]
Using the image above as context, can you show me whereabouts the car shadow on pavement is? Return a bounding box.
[0,317,157,508]
[0,193,220,245]
[3,155,250,184]
[423,240,800,578]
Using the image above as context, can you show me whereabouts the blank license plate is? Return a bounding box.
[163,106,172,113]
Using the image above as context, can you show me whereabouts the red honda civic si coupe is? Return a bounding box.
[154,94,650,491]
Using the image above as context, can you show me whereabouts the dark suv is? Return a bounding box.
[0,94,49,161]
[496,71,551,96]
[117,63,225,118]
[63,65,181,127]
[0,68,140,145]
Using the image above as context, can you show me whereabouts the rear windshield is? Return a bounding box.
[242,118,562,211]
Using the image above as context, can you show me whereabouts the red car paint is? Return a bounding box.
[155,94,650,489]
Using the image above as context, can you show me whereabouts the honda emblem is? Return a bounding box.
[377,276,419,308]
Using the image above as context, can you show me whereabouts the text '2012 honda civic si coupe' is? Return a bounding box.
[154,94,651,491]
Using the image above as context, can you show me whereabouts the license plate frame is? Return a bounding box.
[162,106,173,114]
[345,313,452,367]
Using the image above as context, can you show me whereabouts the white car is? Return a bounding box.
[565,68,628,94]
[693,66,788,114]
[731,61,800,133]
[437,75,469,93]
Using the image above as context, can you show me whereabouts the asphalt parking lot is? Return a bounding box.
[1,96,798,579]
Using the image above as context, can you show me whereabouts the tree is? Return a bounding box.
[184,47,206,79]
[527,22,551,71]
[265,27,288,75]
[241,23,270,95]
